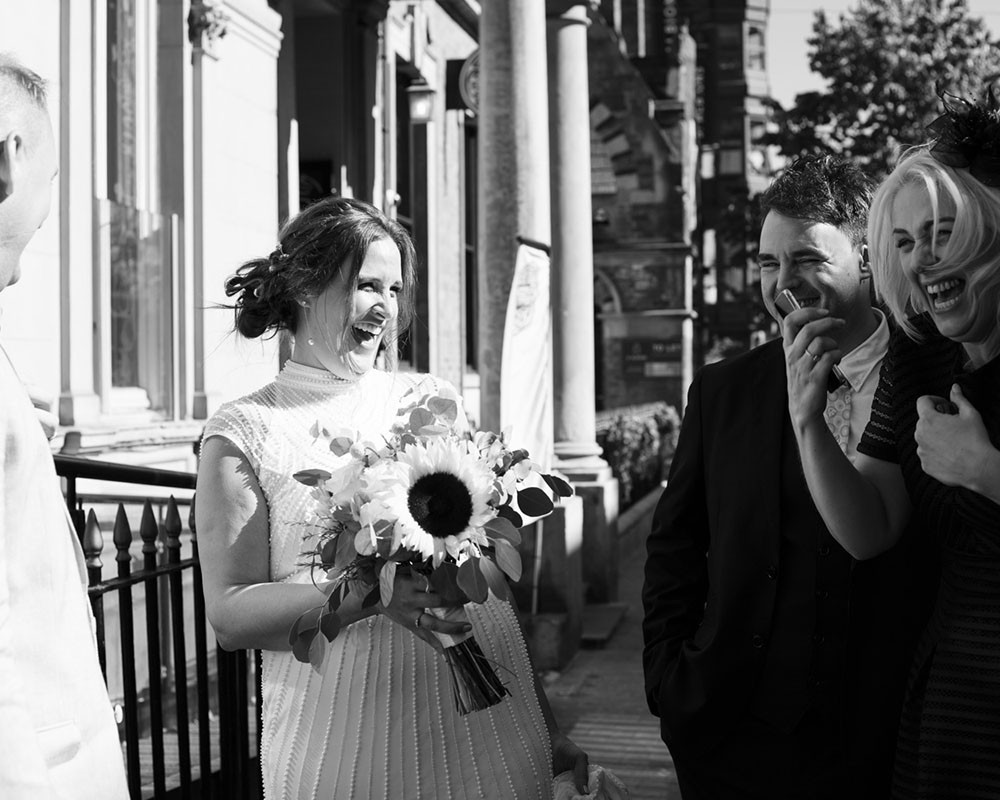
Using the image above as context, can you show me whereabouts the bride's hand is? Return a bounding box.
[552,731,589,793]
[378,569,472,652]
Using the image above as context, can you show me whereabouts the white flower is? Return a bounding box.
[322,460,366,506]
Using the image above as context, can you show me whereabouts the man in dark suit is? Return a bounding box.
[642,156,936,798]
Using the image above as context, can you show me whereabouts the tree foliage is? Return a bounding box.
[767,0,1000,177]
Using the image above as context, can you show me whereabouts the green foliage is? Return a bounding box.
[596,402,681,509]
[767,0,1000,177]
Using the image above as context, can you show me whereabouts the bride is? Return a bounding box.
[195,196,587,799]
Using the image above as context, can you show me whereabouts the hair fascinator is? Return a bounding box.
[267,243,290,273]
[926,84,1000,187]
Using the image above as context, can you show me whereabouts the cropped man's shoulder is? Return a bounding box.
[700,338,781,381]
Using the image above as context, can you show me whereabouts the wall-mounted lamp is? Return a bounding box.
[407,79,436,125]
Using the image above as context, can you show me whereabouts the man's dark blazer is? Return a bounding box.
[642,339,937,794]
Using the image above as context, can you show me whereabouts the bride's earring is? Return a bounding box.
[298,299,316,346]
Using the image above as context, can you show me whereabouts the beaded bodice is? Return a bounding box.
[205,362,417,580]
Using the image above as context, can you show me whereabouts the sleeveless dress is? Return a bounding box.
[858,315,1000,798]
[202,361,553,800]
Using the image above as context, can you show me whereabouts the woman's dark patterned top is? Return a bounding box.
[858,313,1000,555]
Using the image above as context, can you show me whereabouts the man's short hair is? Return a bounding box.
[0,53,48,119]
[759,155,874,248]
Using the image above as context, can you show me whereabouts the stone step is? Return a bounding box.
[581,602,628,646]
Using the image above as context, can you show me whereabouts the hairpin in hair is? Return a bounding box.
[926,84,1000,187]
[268,244,290,273]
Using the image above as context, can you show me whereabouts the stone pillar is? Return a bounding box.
[547,0,620,606]
[478,0,552,433]
[58,0,101,424]
[479,0,584,667]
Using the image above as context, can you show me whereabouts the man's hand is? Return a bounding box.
[781,307,845,433]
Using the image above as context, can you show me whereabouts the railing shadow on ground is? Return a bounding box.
[55,454,261,800]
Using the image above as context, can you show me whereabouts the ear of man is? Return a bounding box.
[0,130,22,199]
[859,243,871,277]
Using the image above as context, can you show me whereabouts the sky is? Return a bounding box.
[767,0,1000,109]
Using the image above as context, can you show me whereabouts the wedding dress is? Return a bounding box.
[203,361,553,799]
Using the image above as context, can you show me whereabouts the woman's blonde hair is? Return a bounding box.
[868,144,1000,358]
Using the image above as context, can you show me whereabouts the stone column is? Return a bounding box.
[478,0,552,433]
[479,0,584,668]
[58,0,101,425]
[547,0,620,607]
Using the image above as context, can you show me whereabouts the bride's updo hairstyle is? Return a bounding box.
[224,196,416,351]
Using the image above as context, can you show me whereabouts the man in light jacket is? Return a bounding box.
[0,54,129,798]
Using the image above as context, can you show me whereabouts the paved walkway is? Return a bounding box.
[543,503,680,800]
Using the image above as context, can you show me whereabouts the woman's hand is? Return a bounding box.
[377,569,472,652]
[551,731,589,794]
[916,384,1000,499]
[781,307,845,434]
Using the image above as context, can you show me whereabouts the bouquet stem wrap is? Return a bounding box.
[426,606,511,715]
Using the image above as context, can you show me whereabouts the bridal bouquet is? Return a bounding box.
[290,381,572,715]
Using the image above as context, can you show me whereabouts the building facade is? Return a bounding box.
[3,0,482,471]
[680,0,777,356]
[589,2,699,413]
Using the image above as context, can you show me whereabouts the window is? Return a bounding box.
[746,26,766,72]
[464,120,478,370]
[104,0,173,416]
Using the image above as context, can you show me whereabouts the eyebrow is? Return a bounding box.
[892,216,955,236]
[756,247,826,262]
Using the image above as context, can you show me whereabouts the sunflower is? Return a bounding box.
[361,436,496,565]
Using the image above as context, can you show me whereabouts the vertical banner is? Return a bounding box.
[500,242,553,472]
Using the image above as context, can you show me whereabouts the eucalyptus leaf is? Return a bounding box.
[335,532,356,566]
[427,396,458,423]
[497,503,523,529]
[320,538,339,566]
[457,558,489,604]
[308,630,326,669]
[319,610,341,642]
[379,561,397,607]
[361,586,381,609]
[291,627,316,664]
[509,448,530,465]
[289,606,322,663]
[330,436,354,456]
[542,473,575,498]
[517,486,554,517]
[484,516,521,546]
[410,407,435,431]
[494,538,522,582]
[293,469,332,487]
[478,556,510,601]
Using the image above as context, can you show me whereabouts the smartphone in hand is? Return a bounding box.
[774,289,848,392]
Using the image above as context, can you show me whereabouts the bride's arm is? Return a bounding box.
[196,436,472,652]
[195,436,375,652]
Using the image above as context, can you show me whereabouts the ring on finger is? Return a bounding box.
[808,349,821,364]
[414,611,425,628]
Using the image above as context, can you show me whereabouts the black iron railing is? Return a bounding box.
[55,454,261,799]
